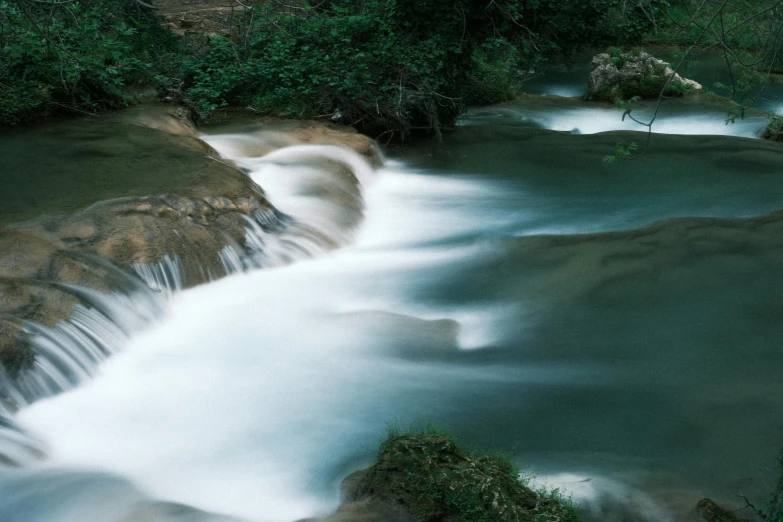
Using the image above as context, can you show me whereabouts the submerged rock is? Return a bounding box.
[761,116,783,142]
[695,498,753,522]
[586,50,702,102]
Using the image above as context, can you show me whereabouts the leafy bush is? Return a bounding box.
[0,0,177,124]
[181,0,659,139]
[182,7,467,139]
[654,0,783,103]
[0,0,660,132]
[463,39,527,106]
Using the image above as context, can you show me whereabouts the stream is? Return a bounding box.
[0,65,782,522]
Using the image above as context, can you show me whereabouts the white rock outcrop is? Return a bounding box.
[586,50,702,101]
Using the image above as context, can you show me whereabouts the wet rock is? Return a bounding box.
[695,498,753,522]
[114,103,199,137]
[0,190,277,374]
[234,197,264,215]
[204,197,236,211]
[761,116,783,142]
[0,104,381,378]
[0,107,285,375]
[586,49,702,102]
[306,434,574,522]
[298,498,417,522]
[202,112,383,168]
[0,109,263,227]
[0,189,276,344]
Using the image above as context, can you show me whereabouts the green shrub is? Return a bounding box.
[182,8,464,138]
[463,39,527,106]
[655,1,783,79]
[181,0,659,139]
[0,0,177,124]
[0,0,660,131]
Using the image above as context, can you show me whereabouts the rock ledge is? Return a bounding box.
[586,49,702,101]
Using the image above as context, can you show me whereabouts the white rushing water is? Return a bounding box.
[3,103,783,522]
[12,144,540,522]
[0,136,389,519]
[0,278,165,410]
[4,141,697,522]
[460,99,769,137]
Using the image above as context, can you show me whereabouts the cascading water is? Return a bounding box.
[0,273,166,408]
[0,260,168,467]
[1,90,783,522]
[0,133,383,521]
[0,137,378,415]
[202,141,378,268]
[133,255,185,295]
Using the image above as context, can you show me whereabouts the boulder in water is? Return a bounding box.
[304,433,578,522]
[586,49,702,102]
[695,498,753,522]
[761,116,783,142]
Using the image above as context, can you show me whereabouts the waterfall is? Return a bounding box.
[201,140,379,271]
[0,141,377,406]
[132,254,184,295]
[0,140,379,470]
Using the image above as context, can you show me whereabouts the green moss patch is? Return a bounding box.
[353,428,579,522]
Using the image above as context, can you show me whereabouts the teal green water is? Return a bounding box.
[376,125,783,516]
[0,79,782,522]
[0,110,237,226]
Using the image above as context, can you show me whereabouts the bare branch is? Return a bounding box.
[134,0,159,9]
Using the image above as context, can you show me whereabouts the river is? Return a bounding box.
[0,67,781,522]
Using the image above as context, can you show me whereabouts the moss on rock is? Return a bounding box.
[586,49,701,102]
[762,116,783,142]
[344,432,579,522]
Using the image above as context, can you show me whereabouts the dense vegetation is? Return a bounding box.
[180,0,660,138]
[1,0,659,137]
[0,0,177,124]
[1,0,781,135]
[652,0,783,114]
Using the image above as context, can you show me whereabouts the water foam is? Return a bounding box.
[532,473,674,522]
[202,138,379,270]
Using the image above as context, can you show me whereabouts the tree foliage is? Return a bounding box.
[0,0,667,134]
[0,0,177,124]
[177,0,660,138]
[655,0,783,110]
